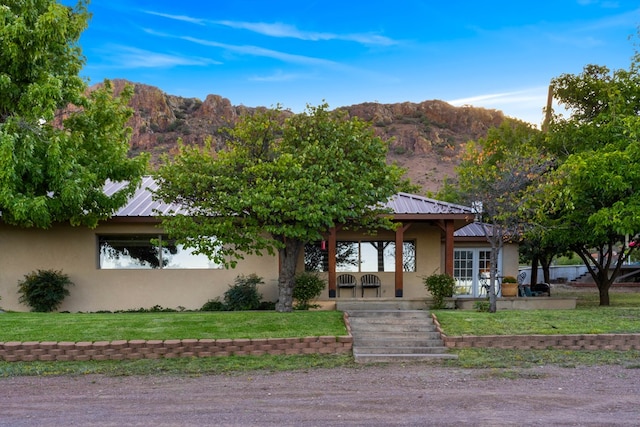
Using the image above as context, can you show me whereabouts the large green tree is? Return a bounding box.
[538,59,640,305]
[154,104,409,312]
[0,0,148,228]
[451,120,549,312]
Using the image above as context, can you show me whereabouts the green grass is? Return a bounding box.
[2,287,640,377]
[434,287,640,336]
[0,311,347,342]
[0,354,357,378]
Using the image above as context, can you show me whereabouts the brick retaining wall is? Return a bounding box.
[431,314,640,351]
[0,336,353,362]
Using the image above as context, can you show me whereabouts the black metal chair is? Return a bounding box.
[360,274,381,297]
[337,274,357,297]
[518,271,547,297]
[531,283,551,296]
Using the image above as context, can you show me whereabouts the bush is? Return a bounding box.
[293,272,326,310]
[17,269,74,312]
[201,298,226,312]
[423,273,455,309]
[473,301,490,312]
[224,274,264,311]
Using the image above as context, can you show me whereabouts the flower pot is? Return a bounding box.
[501,282,518,297]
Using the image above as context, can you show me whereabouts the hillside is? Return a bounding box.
[100,79,506,194]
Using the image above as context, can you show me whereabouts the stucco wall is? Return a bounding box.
[0,220,500,312]
[0,222,279,312]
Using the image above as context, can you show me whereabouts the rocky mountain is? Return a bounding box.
[101,79,506,194]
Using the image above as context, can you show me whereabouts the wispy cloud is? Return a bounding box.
[143,9,396,46]
[145,30,343,67]
[213,20,397,46]
[448,87,547,107]
[249,70,309,82]
[98,45,220,69]
[577,0,621,8]
[143,10,207,25]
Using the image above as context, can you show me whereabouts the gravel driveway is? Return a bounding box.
[2,364,640,426]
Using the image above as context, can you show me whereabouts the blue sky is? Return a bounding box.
[75,0,640,127]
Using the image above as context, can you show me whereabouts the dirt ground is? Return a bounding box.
[2,363,640,426]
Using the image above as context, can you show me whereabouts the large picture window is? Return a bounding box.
[98,235,223,269]
[304,240,416,273]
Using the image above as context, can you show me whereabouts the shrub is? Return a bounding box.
[224,274,264,311]
[473,300,491,312]
[293,272,326,310]
[201,298,226,312]
[423,273,455,309]
[17,269,74,312]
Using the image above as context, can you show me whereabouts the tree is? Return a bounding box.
[0,0,148,229]
[154,104,409,312]
[451,120,549,312]
[537,59,640,305]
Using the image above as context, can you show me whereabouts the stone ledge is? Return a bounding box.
[430,313,640,350]
[0,336,353,362]
[441,333,640,350]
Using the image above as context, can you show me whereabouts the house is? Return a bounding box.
[452,222,520,297]
[0,177,516,312]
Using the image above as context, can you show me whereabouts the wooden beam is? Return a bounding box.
[394,223,412,297]
[445,220,455,276]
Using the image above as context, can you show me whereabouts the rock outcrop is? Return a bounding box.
[88,80,509,193]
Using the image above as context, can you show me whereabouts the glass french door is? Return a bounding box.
[454,249,498,297]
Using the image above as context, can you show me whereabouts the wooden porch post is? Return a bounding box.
[445,220,455,276]
[395,223,412,298]
[328,227,337,298]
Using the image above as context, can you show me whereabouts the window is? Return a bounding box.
[98,235,223,269]
[304,240,416,272]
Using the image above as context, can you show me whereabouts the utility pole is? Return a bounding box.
[542,84,553,132]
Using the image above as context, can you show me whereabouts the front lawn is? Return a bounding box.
[434,287,640,336]
[0,311,347,342]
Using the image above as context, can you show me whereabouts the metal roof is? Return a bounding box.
[105,176,184,217]
[105,178,473,218]
[385,192,473,215]
[454,222,493,238]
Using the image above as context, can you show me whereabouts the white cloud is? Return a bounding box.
[143,10,206,25]
[249,70,307,82]
[179,36,341,67]
[100,45,220,69]
[448,87,551,125]
[213,20,397,46]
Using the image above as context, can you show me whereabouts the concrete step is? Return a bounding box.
[353,353,458,364]
[354,338,446,348]
[347,309,433,319]
[354,346,451,355]
[347,309,456,363]
[351,327,441,345]
[337,300,428,311]
[348,319,436,329]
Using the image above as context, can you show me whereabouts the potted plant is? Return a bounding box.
[501,275,518,297]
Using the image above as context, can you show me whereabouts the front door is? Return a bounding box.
[453,249,499,297]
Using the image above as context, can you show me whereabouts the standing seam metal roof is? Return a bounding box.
[105,178,474,218]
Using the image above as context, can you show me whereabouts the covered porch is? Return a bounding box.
[312,193,474,299]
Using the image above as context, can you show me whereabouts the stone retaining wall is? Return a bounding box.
[0,336,353,362]
[431,314,640,351]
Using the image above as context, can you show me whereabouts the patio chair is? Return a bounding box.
[520,285,545,297]
[360,274,381,297]
[531,282,551,296]
[337,274,357,297]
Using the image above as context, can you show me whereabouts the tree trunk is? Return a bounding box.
[530,257,539,286]
[598,284,611,306]
[540,255,552,284]
[275,238,304,312]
